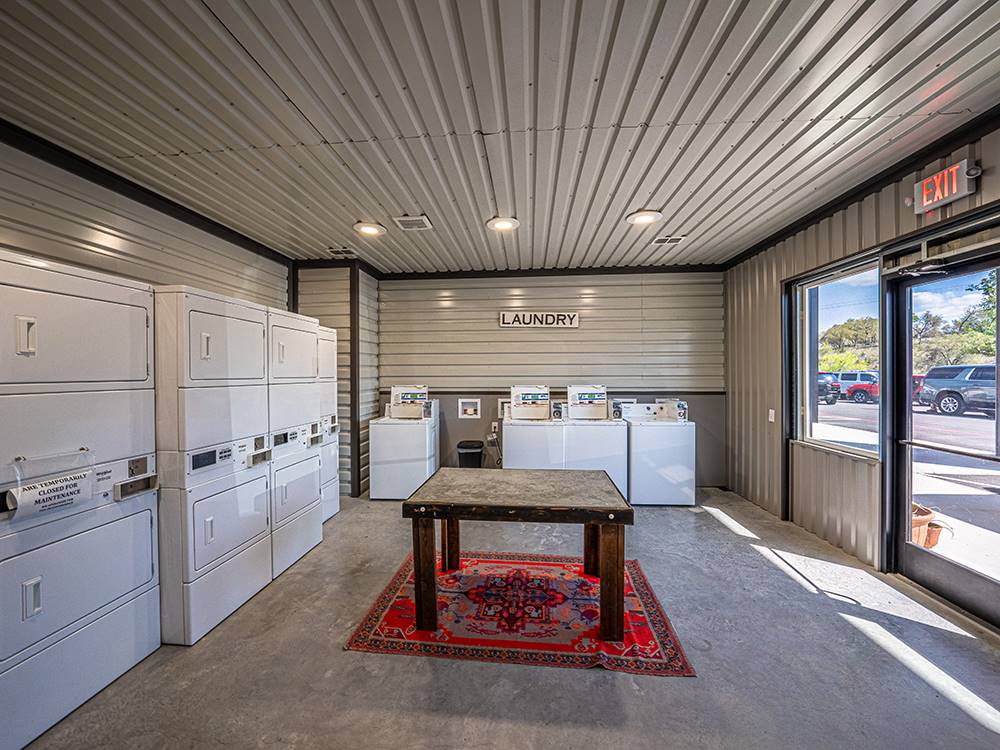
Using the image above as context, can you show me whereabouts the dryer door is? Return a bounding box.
[187,311,265,382]
[191,474,269,572]
[272,454,321,524]
[0,505,155,663]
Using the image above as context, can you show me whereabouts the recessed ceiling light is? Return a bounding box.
[487,217,520,231]
[625,209,663,226]
[354,221,387,236]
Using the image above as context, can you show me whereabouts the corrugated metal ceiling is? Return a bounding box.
[1,0,999,272]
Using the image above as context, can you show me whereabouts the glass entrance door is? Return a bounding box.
[896,261,999,624]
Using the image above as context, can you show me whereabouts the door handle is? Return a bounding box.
[16,316,37,356]
[278,341,286,363]
[22,576,42,620]
[201,332,212,360]
[204,516,215,544]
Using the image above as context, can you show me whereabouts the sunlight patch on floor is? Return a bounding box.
[842,614,1000,735]
[701,505,760,539]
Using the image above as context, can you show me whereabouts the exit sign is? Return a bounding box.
[913,159,976,214]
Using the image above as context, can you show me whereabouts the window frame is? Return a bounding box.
[794,261,882,457]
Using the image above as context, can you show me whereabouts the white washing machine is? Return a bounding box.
[369,403,439,500]
[624,405,697,505]
[564,419,628,497]
[269,422,322,576]
[502,419,565,471]
[157,436,272,645]
[0,249,160,749]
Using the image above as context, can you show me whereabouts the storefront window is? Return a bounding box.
[797,266,880,453]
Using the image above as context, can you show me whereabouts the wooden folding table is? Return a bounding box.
[402,467,634,641]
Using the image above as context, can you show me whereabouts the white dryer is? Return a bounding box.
[267,308,320,432]
[158,449,271,645]
[0,249,159,749]
[317,325,339,429]
[319,424,341,521]
[269,422,322,576]
[154,286,268,452]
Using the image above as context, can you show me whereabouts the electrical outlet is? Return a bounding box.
[490,421,498,434]
[768,409,775,423]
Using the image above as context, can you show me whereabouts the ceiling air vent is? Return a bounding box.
[392,214,433,231]
[327,247,358,259]
[651,235,686,246]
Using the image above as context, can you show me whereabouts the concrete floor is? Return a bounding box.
[31,489,1000,750]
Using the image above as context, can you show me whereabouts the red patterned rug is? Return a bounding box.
[346,551,694,676]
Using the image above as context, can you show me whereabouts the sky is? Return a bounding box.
[817,267,991,333]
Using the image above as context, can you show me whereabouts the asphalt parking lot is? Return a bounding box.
[817,400,997,453]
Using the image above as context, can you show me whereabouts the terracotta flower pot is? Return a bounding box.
[924,522,945,549]
[911,504,935,547]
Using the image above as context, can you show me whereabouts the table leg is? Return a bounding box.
[412,517,437,631]
[440,518,460,572]
[599,524,625,642]
[583,523,600,576]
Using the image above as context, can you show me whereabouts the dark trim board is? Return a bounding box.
[294,259,726,281]
[0,118,291,271]
[349,264,361,499]
[374,263,726,281]
[288,261,299,313]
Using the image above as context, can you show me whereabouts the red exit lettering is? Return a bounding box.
[920,164,961,208]
[913,159,975,215]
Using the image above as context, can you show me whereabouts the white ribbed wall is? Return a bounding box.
[0,143,287,307]
[378,273,724,391]
[296,267,351,497]
[726,125,1000,565]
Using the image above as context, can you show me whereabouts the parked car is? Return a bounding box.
[847,380,879,403]
[831,371,879,400]
[817,372,840,405]
[918,364,996,417]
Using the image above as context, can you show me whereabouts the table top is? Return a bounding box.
[402,467,633,525]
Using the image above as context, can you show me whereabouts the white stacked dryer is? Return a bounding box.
[267,308,322,576]
[0,250,160,749]
[317,326,340,521]
[154,287,272,645]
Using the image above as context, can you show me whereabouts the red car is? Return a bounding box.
[848,381,879,403]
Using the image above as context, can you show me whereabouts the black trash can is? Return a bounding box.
[457,440,485,468]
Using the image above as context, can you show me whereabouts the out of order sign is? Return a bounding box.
[499,311,579,328]
[913,159,977,214]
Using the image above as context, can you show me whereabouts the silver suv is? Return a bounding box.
[918,364,996,417]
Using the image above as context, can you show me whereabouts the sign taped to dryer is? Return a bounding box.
[3,469,95,518]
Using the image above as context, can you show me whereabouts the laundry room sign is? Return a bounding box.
[499,311,579,328]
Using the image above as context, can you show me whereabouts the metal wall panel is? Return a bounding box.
[379,273,724,391]
[357,271,380,496]
[0,143,287,306]
[726,126,1000,561]
[791,441,881,566]
[297,267,351,497]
